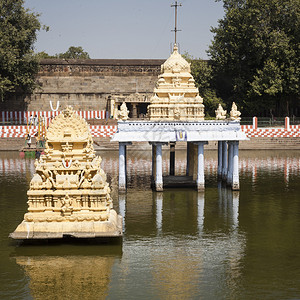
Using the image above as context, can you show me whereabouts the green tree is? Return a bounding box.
[36,51,56,59]
[57,46,90,59]
[0,0,42,101]
[183,53,225,117]
[209,0,300,117]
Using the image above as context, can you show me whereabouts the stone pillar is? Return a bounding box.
[155,143,163,191]
[227,142,233,186]
[217,141,223,178]
[132,103,138,118]
[45,195,53,212]
[196,142,205,191]
[110,98,115,118]
[222,141,228,180]
[119,142,126,192]
[169,142,175,176]
[232,141,240,190]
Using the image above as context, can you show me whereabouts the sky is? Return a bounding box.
[24,0,224,60]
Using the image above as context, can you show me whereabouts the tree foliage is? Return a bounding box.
[0,0,42,101]
[57,46,90,59]
[209,0,300,116]
[37,46,90,60]
[183,53,225,117]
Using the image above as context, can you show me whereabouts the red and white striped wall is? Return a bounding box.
[241,117,300,138]
[0,110,107,125]
[0,115,299,138]
[89,125,118,138]
[0,125,118,138]
[1,123,298,138]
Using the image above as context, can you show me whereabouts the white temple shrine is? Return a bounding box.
[112,44,248,192]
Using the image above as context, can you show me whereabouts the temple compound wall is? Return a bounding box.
[5,59,164,114]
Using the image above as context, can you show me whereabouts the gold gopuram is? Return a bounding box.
[147,44,205,121]
[10,106,122,239]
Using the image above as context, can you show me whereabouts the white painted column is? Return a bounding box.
[217,141,223,178]
[197,192,205,234]
[197,142,205,191]
[227,142,233,186]
[119,142,126,191]
[156,192,163,233]
[155,143,163,191]
[232,141,240,190]
[222,141,228,180]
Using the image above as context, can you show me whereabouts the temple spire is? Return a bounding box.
[171,1,182,45]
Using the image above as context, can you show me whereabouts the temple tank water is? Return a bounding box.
[0,149,300,299]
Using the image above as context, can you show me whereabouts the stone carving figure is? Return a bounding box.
[61,194,73,216]
[230,102,241,121]
[37,164,55,189]
[118,102,129,121]
[30,173,43,190]
[215,104,227,120]
[78,163,92,188]
[83,138,95,160]
[174,106,180,120]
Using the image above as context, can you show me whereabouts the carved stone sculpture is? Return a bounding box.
[147,44,205,121]
[118,102,129,121]
[230,102,241,121]
[10,106,122,239]
[215,104,227,120]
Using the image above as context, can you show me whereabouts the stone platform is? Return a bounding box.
[10,210,122,239]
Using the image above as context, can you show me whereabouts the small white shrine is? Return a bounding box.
[112,45,248,192]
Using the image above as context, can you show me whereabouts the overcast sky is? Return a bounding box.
[24,0,224,59]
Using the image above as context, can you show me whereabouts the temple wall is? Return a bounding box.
[1,59,164,111]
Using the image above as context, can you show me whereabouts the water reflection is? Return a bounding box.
[1,150,299,185]
[126,188,245,299]
[197,192,205,233]
[155,192,163,233]
[122,184,242,238]
[12,245,122,300]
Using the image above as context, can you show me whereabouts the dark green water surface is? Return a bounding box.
[0,150,300,299]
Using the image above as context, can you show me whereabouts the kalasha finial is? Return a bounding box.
[63,105,74,118]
